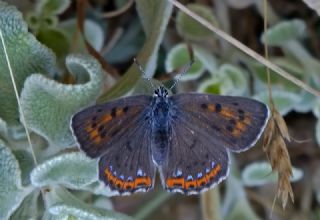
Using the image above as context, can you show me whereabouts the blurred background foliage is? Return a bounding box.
[0,0,319,219]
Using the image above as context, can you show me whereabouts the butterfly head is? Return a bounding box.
[154,86,168,98]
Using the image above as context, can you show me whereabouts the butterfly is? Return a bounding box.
[71,62,269,195]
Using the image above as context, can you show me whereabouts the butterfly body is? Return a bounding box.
[71,86,269,195]
[150,87,174,166]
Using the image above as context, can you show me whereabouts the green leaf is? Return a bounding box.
[254,90,300,115]
[223,176,260,220]
[225,198,260,220]
[82,181,118,197]
[198,79,221,94]
[313,99,320,118]
[199,64,248,95]
[99,0,173,101]
[194,46,218,73]
[241,161,303,187]
[294,90,316,113]
[10,190,43,220]
[26,12,58,31]
[60,19,105,52]
[31,152,97,189]
[13,149,35,186]
[36,0,71,16]
[261,19,306,45]
[45,187,132,220]
[20,54,103,147]
[165,43,206,81]
[218,64,248,95]
[36,28,70,58]
[0,139,32,219]
[176,3,218,41]
[0,1,58,125]
[252,57,304,93]
[104,18,145,64]
[0,117,8,138]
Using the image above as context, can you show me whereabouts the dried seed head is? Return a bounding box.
[263,108,294,209]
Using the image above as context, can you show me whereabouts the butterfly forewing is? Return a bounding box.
[71,95,152,158]
[169,93,269,152]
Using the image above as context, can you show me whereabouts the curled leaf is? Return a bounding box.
[45,187,132,220]
[242,161,303,187]
[261,19,306,45]
[0,1,58,125]
[30,152,98,189]
[20,54,103,147]
[165,43,206,81]
[0,139,32,219]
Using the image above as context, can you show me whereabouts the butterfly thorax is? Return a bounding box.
[151,87,172,166]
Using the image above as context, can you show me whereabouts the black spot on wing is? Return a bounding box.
[201,103,208,109]
[100,131,107,138]
[111,107,117,117]
[215,103,222,112]
[126,142,133,152]
[98,125,105,132]
[226,125,234,132]
[123,106,129,113]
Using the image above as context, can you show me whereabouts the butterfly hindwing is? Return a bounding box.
[160,113,229,194]
[71,95,152,158]
[98,118,156,194]
[169,93,269,152]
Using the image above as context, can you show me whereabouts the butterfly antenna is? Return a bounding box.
[169,60,194,90]
[133,58,156,90]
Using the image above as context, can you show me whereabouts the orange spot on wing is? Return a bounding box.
[123,181,135,190]
[115,179,124,188]
[134,176,152,188]
[207,104,216,112]
[232,116,252,137]
[196,176,208,187]
[89,129,99,138]
[206,164,222,181]
[84,129,102,144]
[105,169,117,185]
[101,114,112,123]
[185,180,197,190]
[220,108,235,118]
[243,116,251,124]
[104,168,151,191]
[166,164,222,191]
[166,178,185,188]
[116,109,124,117]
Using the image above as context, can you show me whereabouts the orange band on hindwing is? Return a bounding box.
[165,164,222,191]
[104,168,152,192]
